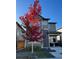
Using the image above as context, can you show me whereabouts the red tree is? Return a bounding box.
[19,0,42,52]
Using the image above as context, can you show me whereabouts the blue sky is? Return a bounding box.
[16,0,62,29]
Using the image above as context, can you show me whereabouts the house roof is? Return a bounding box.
[57,27,62,32]
[57,27,62,30]
[39,15,50,21]
[16,22,25,32]
[48,31,61,35]
[48,22,56,24]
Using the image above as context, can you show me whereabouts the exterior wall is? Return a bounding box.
[48,23,56,32]
[40,17,49,48]
[16,25,24,40]
[41,20,48,30]
[16,24,25,49]
[43,30,49,48]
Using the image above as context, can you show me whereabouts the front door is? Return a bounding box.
[53,38,56,42]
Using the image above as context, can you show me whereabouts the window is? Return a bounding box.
[42,21,48,26]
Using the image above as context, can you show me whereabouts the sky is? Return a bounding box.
[16,0,62,29]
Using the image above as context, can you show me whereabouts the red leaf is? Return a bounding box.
[19,0,42,41]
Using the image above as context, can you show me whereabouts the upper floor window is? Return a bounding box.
[42,21,48,26]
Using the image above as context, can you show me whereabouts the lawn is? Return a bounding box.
[22,46,55,58]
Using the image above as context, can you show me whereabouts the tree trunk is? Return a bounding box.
[32,42,34,53]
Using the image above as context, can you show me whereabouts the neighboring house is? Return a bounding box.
[16,22,26,50]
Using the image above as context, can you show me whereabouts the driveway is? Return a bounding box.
[49,47,62,59]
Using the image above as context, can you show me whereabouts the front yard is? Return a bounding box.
[16,46,55,58]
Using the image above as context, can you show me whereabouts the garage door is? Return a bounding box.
[17,40,25,49]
